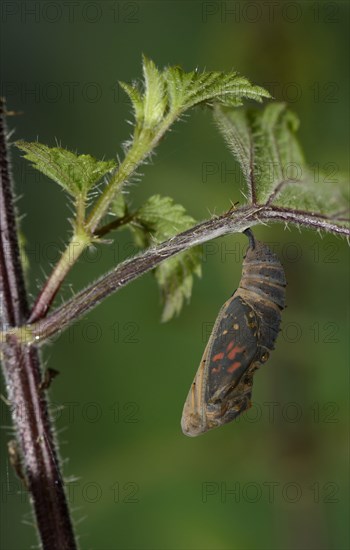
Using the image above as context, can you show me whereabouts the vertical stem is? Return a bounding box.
[0,99,77,549]
[0,117,29,326]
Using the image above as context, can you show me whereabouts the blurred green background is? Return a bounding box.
[1,1,349,549]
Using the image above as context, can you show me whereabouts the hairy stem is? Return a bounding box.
[0,99,77,549]
[93,212,135,238]
[86,115,177,233]
[28,230,89,323]
[17,204,348,347]
[260,206,350,235]
[0,115,29,326]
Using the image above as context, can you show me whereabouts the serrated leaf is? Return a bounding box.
[119,81,144,127]
[155,248,202,322]
[142,55,167,128]
[130,195,201,321]
[215,103,305,203]
[135,194,196,239]
[164,66,271,115]
[273,170,350,220]
[16,141,116,197]
[120,58,270,134]
[253,104,305,203]
[215,102,349,223]
[213,108,254,201]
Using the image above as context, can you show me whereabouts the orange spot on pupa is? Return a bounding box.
[213,352,224,362]
[227,345,245,360]
[227,348,237,360]
[226,341,235,352]
[227,362,241,373]
[212,366,221,373]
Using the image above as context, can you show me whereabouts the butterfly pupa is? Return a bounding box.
[181,229,286,437]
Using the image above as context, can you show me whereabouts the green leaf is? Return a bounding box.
[215,103,305,204]
[164,66,271,115]
[130,195,201,321]
[273,170,350,221]
[111,191,127,218]
[155,250,202,322]
[213,108,255,201]
[16,141,116,198]
[134,194,196,240]
[142,55,167,129]
[252,103,305,203]
[118,81,144,128]
[120,57,270,134]
[215,102,349,223]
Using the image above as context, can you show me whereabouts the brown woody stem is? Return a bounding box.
[0,99,77,549]
[20,204,349,347]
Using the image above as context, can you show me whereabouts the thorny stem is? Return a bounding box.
[14,204,349,347]
[0,99,77,549]
[259,206,350,233]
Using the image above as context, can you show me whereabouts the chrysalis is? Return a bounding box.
[181,229,286,437]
